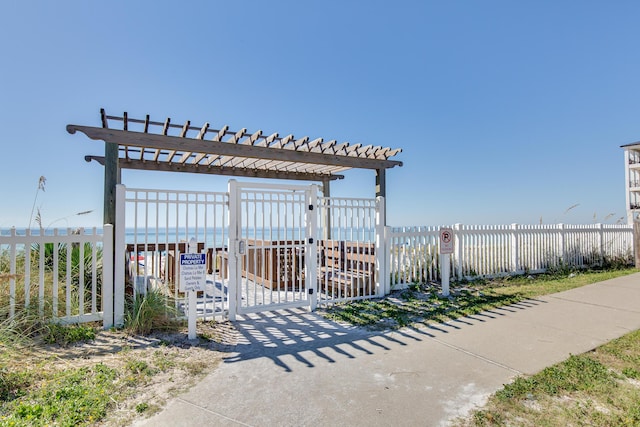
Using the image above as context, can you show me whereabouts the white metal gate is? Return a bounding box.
[115,185,229,324]
[228,181,317,318]
[116,182,383,323]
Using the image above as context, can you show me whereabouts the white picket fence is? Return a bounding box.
[0,226,113,327]
[0,220,634,326]
[388,223,634,287]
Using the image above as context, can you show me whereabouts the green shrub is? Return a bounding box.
[43,323,96,346]
[124,290,178,335]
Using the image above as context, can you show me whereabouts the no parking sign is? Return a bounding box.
[439,228,454,254]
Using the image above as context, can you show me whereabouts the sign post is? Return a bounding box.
[439,228,454,297]
[180,238,206,340]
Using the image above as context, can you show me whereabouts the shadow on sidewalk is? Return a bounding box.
[221,298,547,372]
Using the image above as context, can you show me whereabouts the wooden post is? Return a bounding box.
[322,178,331,240]
[103,141,120,226]
[634,220,640,268]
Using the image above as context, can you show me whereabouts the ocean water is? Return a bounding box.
[1,226,376,247]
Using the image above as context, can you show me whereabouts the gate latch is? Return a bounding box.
[308,204,314,211]
[308,288,314,295]
[308,238,314,244]
[238,240,246,255]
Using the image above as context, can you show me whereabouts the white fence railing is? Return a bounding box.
[0,226,113,327]
[4,217,631,327]
[388,223,634,287]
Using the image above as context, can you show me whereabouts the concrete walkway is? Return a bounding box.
[134,273,640,427]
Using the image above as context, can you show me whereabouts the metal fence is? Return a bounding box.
[388,223,634,288]
[0,226,113,327]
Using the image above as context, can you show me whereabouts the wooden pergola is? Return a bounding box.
[67,109,403,225]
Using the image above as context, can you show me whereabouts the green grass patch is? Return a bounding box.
[42,323,96,346]
[1,363,117,427]
[0,287,197,426]
[460,328,640,427]
[322,268,638,330]
[0,340,196,426]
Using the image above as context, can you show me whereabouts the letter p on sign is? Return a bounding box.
[440,228,454,254]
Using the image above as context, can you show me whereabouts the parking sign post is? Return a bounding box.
[439,228,454,297]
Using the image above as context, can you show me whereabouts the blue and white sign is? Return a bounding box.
[179,253,207,292]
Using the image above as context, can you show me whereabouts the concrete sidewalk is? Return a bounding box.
[134,273,640,427]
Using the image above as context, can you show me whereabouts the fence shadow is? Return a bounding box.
[220,298,548,372]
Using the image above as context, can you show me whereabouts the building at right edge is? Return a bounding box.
[622,141,640,224]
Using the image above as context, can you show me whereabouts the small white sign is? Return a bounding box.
[179,253,207,292]
[439,228,454,254]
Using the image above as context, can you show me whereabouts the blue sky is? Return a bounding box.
[1,1,639,228]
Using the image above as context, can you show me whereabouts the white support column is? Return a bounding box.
[114,184,126,327]
[441,253,450,297]
[558,223,566,267]
[454,223,463,280]
[375,196,388,296]
[306,185,318,311]
[227,179,238,321]
[102,224,114,329]
[511,223,519,273]
[598,223,605,266]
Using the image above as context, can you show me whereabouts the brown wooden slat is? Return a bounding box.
[217,129,261,167]
[178,122,209,164]
[153,118,171,162]
[100,108,108,128]
[139,115,150,161]
[123,112,130,159]
[166,120,190,163]
[192,124,228,165]
[317,139,336,153]
[233,132,280,168]
[208,128,246,166]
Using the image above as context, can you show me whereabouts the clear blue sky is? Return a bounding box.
[2,1,639,228]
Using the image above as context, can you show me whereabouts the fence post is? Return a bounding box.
[511,223,519,273]
[558,223,566,267]
[307,185,318,310]
[114,184,126,327]
[598,223,604,267]
[227,179,238,321]
[454,223,462,280]
[102,224,114,329]
[376,196,388,297]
